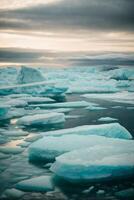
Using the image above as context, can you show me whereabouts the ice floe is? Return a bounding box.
[16,175,54,192]
[110,68,134,80]
[51,143,134,182]
[16,112,65,126]
[98,117,118,122]
[41,123,132,139]
[1,129,29,137]
[83,91,134,105]
[29,134,133,162]
[30,101,90,108]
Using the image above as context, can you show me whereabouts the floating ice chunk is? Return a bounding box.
[86,106,106,111]
[51,144,134,183]
[20,96,55,104]
[6,93,31,98]
[67,86,119,94]
[65,115,82,119]
[3,99,28,107]
[0,147,24,154]
[30,101,90,108]
[116,80,130,88]
[112,106,123,109]
[98,117,118,122]
[110,68,134,80]
[28,108,73,115]
[83,91,134,105]
[17,142,30,148]
[2,188,25,199]
[17,66,45,84]
[29,134,133,163]
[24,135,42,142]
[41,123,132,139]
[1,130,29,137]
[16,112,65,126]
[127,107,134,110]
[0,81,67,96]
[16,175,54,192]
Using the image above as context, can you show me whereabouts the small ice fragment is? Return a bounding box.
[16,175,54,192]
[0,147,24,154]
[16,112,65,126]
[98,117,118,122]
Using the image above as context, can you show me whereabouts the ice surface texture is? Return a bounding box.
[16,175,54,192]
[29,132,132,163]
[51,143,134,183]
[16,112,65,126]
[41,123,132,139]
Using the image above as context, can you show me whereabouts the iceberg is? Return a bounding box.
[41,123,132,139]
[30,101,90,108]
[17,66,45,84]
[16,112,65,126]
[110,68,134,80]
[29,134,133,163]
[51,143,134,183]
[15,175,54,192]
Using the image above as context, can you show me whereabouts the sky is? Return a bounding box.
[0,0,134,66]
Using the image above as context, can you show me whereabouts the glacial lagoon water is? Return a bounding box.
[0,94,134,200]
[0,66,134,200]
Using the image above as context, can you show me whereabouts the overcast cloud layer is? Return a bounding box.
[0,0,134,32]
[0,0,134,65]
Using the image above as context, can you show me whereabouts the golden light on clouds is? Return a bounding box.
[0,31,133,52]
[0,0,133,66]
[0,0,61,9]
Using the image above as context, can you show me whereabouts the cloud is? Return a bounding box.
[0,0,134,32]
[0,48,50,63]
[0,47,134,66]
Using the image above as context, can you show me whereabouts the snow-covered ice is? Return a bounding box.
[41,123,132,139]
[16,112,65,126]
[51,143,134,182]
[29,134,133,162]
